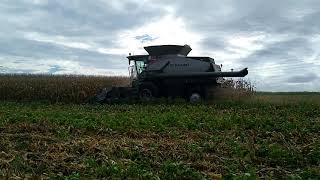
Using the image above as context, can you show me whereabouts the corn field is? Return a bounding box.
[0,74,256,103]
[0,74,130,103]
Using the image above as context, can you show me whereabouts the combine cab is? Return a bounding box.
[91,45,248,103]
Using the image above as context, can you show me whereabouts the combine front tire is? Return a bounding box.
[187,85,208,103]
[189,92,202,103]
[139,82,158,101]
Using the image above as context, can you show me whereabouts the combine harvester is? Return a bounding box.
[91,45,248,103]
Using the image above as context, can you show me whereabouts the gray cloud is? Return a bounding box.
[287,73,318,83]
[202,36,228,51]
[0,0,320,91]
[0,37,126,69]
[135,34,157,43]
[165,0,320,35]
[0,0,168,75]
[241,37,314,65]
[1,0,165,35]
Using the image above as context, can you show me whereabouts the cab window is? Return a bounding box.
[135,60,145,74]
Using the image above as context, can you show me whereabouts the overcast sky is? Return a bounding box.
[0,0,320,91]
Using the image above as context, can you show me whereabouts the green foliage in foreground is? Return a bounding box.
[1,101,319,133]
[0,101,319,179]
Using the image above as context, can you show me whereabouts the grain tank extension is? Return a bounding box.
[92,45,248,102]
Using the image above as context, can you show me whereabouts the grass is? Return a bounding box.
[0,99,319,179]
